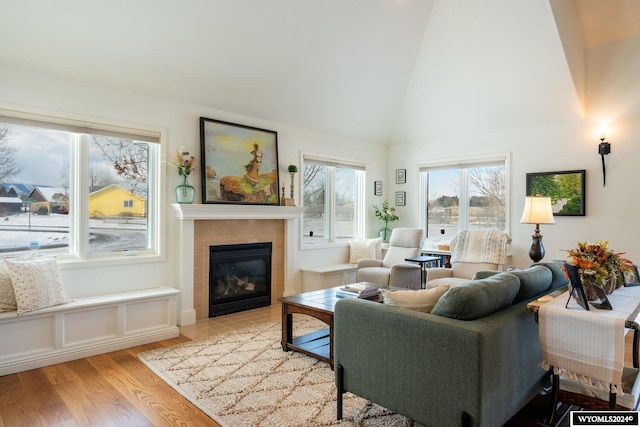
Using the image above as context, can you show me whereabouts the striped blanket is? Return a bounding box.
[450,229,511,265]
[539,287,640,395]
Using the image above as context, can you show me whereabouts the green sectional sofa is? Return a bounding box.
[334,262,568,427]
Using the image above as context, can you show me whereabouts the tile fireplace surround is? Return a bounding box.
[172,204,305,325]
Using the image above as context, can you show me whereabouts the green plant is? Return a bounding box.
[373,200,399,224]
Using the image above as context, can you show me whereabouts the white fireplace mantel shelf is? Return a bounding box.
[171,203,305,220]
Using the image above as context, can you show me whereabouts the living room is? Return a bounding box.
[1,0,640,424]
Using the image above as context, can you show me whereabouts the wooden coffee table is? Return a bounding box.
[280,283,383,368]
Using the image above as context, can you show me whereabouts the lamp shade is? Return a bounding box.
[520,196,555,225]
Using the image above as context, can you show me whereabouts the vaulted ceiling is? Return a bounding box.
[0,1,638,144]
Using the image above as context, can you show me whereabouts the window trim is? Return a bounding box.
[0,104,166,267]
[418,152,511,239]
[300,151,366,249]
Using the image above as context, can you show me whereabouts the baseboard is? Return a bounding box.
[0,327,179,376]
[179,308,197,326]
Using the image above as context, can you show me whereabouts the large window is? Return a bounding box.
[420,155,509,239]
[0,111,160,260]
[302,155,365,244]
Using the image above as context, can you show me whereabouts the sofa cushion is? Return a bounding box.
[0,261,17,312]
[431,273,520,320]
[510,265,553,304]
[349,238,382,264]
[5,257,71,314]
[533,262,569,291]
[427,277,469,289]
[382,286,449,313]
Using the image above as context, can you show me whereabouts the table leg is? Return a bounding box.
[634,329,639,369]
[281,303,293,351]
[546,372,560,426]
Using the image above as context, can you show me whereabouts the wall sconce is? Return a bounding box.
[520,196,555,263]
[598,128,611,186]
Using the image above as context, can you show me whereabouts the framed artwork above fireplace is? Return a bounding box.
[199,117,280,205]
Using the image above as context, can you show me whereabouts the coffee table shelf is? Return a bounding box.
[280,283,384,368]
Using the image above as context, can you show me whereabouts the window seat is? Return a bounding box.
[0,286,180,376]
[301,264,357,292]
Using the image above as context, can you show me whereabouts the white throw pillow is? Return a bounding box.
[0,261,17,312]
[348,238,382,264]
[382,286,450,313]
[5,257,71,314]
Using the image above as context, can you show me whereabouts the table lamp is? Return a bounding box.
[520,196,555,262]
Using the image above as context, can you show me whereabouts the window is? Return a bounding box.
[419,154,509,239]
[302,154,365,244]
[0,111,160,260]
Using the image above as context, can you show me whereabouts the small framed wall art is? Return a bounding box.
[395,191,406,206]
[374,181,383,196]
[396,169,406,184]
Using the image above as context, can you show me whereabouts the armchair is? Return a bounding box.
[426,229,511,289]
[356,228,424,289]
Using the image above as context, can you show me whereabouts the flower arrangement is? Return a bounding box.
[566,240,633,297]
[168,148,196,177]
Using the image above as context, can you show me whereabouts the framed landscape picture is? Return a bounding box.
[526,169,585,216]
[200,117,280,205]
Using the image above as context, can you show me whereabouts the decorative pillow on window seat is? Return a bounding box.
[0,261,17,312]
[5,257,71,314]
[348,238,382,264]
[382,286,450,313]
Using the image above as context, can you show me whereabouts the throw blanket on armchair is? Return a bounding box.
[450,229,511,265]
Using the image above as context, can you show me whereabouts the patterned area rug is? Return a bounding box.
[138,318,416,426]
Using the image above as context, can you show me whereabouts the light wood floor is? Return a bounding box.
[0,303,636,427]
[0,303,282,427]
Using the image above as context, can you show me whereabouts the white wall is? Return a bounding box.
[0,65,387,297]
[388,0,640,268]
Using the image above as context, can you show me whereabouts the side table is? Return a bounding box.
[531,286,640,425]
[404,255,441,288]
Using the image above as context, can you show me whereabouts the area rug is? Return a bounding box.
[138,318,417,426]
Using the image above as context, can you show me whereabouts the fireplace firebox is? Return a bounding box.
[209,242,272,317]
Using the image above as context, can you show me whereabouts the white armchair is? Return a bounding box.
[356,228,425,289]
[426,229,511,289]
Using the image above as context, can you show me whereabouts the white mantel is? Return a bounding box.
[172,204,305,221]
[171,204,304,325]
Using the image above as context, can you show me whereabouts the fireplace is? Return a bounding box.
[208,242,272,317]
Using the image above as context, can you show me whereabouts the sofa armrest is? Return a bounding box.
[357,259,383,269]
[425,267,453,282]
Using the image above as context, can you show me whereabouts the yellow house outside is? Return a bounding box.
[89,185,146,218]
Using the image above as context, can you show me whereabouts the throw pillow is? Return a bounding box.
[510,265,553,304]
[382,286,449,313]
[431,273,520,320]
[5,257,71,315]
[0,261,17,312]
[348,238,382,264]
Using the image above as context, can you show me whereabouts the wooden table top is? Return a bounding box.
[280,282,385,314]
